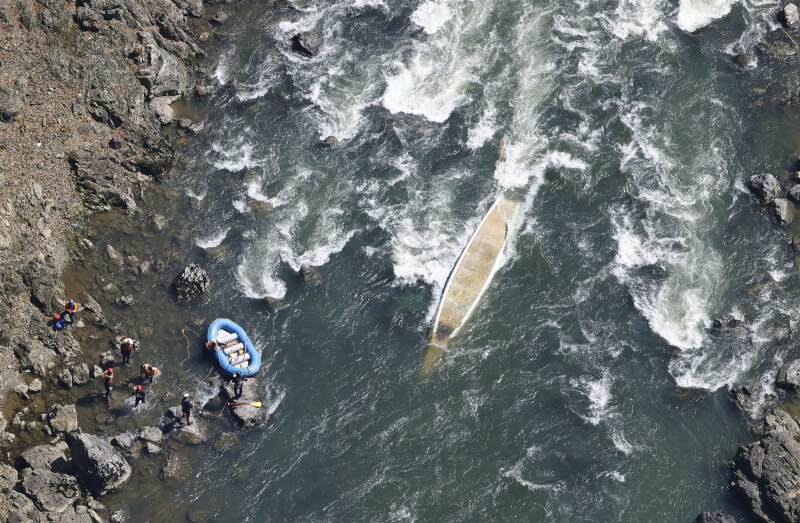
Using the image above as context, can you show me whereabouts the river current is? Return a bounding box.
[113,0,800,520]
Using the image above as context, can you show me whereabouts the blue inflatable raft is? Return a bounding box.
[207,318,261,378]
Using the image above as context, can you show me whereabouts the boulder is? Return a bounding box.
[143,442,162,455]
[20,469,81,513]
[223,378,269,428]
[110,432,137,450]
[779,3,800,29]
[159,451,190,488]
[712,314,744,331]
[777,359,800,390]
[19,444,71,473]
[72,363,90,385]
[0,462,18,490]
[4,490,40,522]
[91,365,104,379]
[748,173,782,203]
[173,263,210,304]
[49,404,79,435]
[210,10,228,24]
[248,200,273,217]
[771,198,794,224]
[789,184,800,203]
[733,53,753,69]
[28,378,42,393]
[100,351,115,367]
[764,409,800,438]
[291,31,322,56]
[729,385,753,411]
[314,135,339,148]
[731,430,800,522]
[0,84,24,121]
[170,419,207,445]
[58,368,73,389]
[299,266,321,285]
[693,512,736,523]
[139,426,163,443]
[68,432,132,496]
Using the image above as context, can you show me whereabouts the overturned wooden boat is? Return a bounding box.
[422,196,519,376]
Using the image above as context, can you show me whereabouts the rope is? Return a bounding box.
[180,328,200,362]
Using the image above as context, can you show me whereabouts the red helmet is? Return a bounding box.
[135,385,142,392]
[108,368,114,374]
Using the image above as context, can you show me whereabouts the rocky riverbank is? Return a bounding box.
[0,0,284,520]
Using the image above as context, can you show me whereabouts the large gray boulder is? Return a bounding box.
[0,462,17,489]
[173,263,209,304]
[19,444,71,473]
[777,359,800,390]
[730,430,800,522]
[779,3,800,29]
[20,469,81,513]
[68,432,131,496]
[748,173,782,203]
[49,404,79,435]
[139,426,163,443]
[764,409,800,439]
[72,363,90,385]
[223,378,269,428]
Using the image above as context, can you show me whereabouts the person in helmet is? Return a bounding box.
[181,393,194,425]
[102,368,114,398]
[133,384,145,407]
[233,371,247,399]
[61,299,77,325]
[140,363,161,384]
[120,337,136,366]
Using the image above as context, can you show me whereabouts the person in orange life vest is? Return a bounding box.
[140,363,160,384]
[120,338,135,366]
[61,299,77,324]
[102,368,114,398]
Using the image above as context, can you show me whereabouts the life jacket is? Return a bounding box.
[103,373,113,384]
[181,398,192,412]
[65,302,77,313]
[121,338,134,351]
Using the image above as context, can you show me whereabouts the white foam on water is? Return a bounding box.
[383,0,497,123]
[608,0,669,41]
[677,0,738,33]
[602,470,626,483]
[501,462,565,493]
[196,228,230,249]
[611,432,637,455]
[411,0,453,35]
[186,188,206,201]
[573,374,615,425]
[211,138,262,172]
[466,103,497,150]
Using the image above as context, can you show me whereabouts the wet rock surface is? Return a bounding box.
[749,173,782,203]
[173,262,210,304]
[777,359,800,390]
[21,469,81,513]
[693,512,736,523]
[68,432,132,496]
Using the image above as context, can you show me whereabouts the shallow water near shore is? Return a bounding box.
[52,0,800,521]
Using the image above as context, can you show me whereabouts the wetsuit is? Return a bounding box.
[62,301,77,324]
[133,389,145,407]
[103,372,113,398]
[233,373,246,399]
[181,397,194,425]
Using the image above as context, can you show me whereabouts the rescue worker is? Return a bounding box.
[140,363,161,384]
[120,337,135,366]
[133,384,145,407]
[181,393,194,425]
[102,368,114,398]
[205,340,220,360]
[61,299,77,324]
[233,371,247,399]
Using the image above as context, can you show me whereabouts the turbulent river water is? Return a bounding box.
[106,0,800,520]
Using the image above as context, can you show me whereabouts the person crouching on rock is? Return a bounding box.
[181,393,194,426]
[102,368,114,398]
[133,384,145,407]
[120,337,135,366]
[61,299,77,325]
[140,363,161,384]
[233,371,247,399]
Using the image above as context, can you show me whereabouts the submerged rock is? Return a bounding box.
[693,512,736,523]
[748,173,782,203]
[291,31,322,56]
[173,263,210,304]
[777,359,800,390]
[159,451,191,488]
[712,314,744,331]
[771,198,794,224]
[68,432,132,496]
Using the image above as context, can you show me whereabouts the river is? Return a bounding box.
[93,0,800,520]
